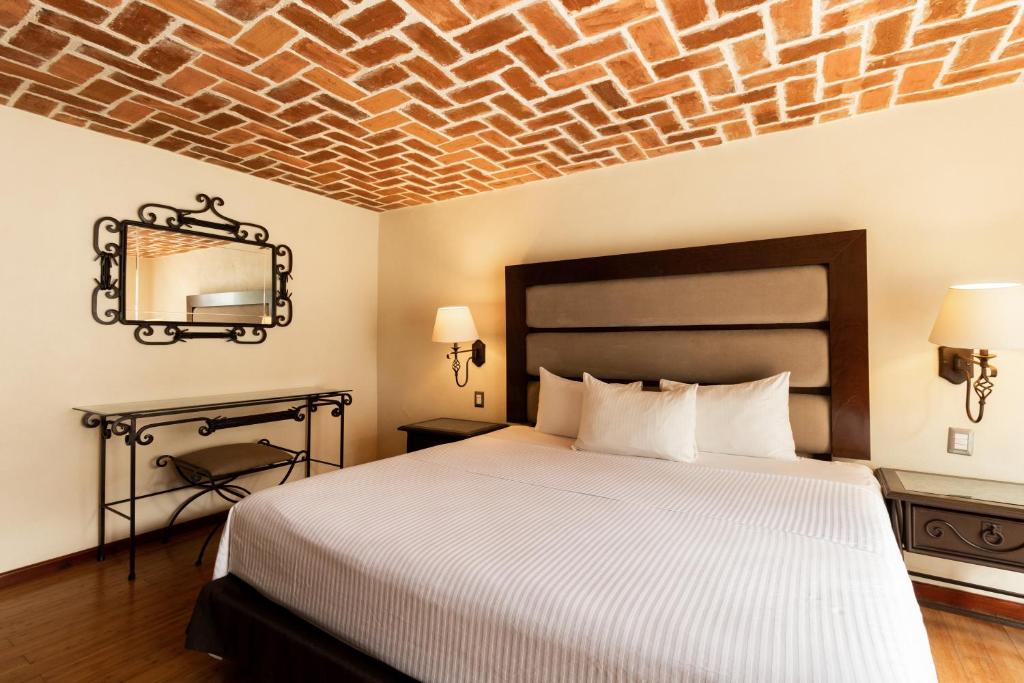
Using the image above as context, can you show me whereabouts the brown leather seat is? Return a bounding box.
[173,443,293,480]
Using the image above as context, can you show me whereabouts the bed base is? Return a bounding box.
[186,575,416,682]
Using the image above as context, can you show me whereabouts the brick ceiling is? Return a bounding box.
[1,1,1022,212]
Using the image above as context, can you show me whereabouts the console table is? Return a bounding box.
[74,387,352,580]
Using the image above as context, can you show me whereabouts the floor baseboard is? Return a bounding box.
[0,511,227,590]
[913,580,1024,626]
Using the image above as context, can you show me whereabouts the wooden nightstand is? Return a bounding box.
[876,468,1024,575]
[398,418,507,453]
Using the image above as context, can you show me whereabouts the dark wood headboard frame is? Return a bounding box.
[504,230,870,461]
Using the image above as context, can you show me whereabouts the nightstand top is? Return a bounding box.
[877,468,1024,512]
[398,418,507,438]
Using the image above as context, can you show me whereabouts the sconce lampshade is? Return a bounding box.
[929,283,1024,350]
[432,306,479,343]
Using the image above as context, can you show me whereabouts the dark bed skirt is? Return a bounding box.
[186,575,417,682]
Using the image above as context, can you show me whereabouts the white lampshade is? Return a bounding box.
[432,306,478,343]
[929,283,1024,350]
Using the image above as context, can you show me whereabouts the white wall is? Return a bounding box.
[0,106,380,574]
[378,85,1024,593]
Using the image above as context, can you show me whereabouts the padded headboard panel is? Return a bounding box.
[505,231,869,460]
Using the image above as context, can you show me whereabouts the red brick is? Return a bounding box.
[950,29,1003,70]
[15,91,59,115]
[663,0,708,31]
[501,67,545,99]
[699,64,735,95]
[452,50,513,80]
[214,0,277,22]
[824,46,861,81]
[924,0,967,24]
[343,1,406,38]
[681,12,762,50]
[510,35,561,74]
[607,52,653,88]
[785,77,815,106]
[38,9,135,56]
[279,3,355,50]
[770,0,812,43]
[253,51,308,82]
[110,2,171,43]
[898,60,944,93]
[576,0,658,36]
[455,14,525,52]
[871,12,911,56]
[913,7,1017,45]
[1,0,32,28]
[560,34,628,67]
[10,23,68,59]
[149,0,241,38]
[348,37,412,67]
[779,33,848,64]
[236,16,297,58]
[404,0,471,31]
[47,53,103,84]
[521,1,578,48]
[402,23,460,65]
[630,15,680,63]
[79,78,131,104]
[293,38,359,77]
[732,34,770,74]
[138,39,195,74]
[858,85,893,112]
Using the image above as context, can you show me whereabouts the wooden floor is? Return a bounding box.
[1,527,1023,682]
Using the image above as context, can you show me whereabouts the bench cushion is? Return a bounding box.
[173,443,293,479]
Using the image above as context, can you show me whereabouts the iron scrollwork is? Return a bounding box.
[92,217,121,325]
[91,193,293,345]
[925,519,1024,553]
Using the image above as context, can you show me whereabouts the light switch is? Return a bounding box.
[947,427,974,456]
[474,391,484,408]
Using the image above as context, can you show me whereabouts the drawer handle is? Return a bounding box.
[925,519,1024,553]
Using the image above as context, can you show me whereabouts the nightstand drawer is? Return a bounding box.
[911,506,1024,570]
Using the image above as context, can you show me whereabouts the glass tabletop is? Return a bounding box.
[896,470,1024,508]
[73,386,350,417]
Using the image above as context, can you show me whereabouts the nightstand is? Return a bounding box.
[876,468,1024,574]
[398,418,507,453]
[877,468,1024,624]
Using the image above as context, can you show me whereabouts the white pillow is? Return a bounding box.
[660,372,796,461]
[535,368,640,438]
[574,373,698,462]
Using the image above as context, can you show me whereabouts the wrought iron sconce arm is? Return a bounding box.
[938,346,997,424]
[446,340,486,388]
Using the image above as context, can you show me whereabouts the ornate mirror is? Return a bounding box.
[92,194,292,345]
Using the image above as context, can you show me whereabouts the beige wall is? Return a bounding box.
[378,85,1024,593]
[0,106,379,574]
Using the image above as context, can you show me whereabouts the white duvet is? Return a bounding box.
[215,426,936,683]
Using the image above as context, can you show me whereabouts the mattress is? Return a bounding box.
[214,426,937,683]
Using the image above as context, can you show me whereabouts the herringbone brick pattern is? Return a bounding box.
[2,0,1021,211]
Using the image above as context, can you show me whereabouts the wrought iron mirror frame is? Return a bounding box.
[92,193,293,345]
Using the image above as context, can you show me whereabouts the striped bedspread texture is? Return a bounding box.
[215,427,937,683]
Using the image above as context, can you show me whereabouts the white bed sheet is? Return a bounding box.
[214,426,936,683]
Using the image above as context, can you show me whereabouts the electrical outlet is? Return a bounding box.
[474,391,484,408]
[947,427,974,456]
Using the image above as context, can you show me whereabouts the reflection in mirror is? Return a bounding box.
[123,226,273,325]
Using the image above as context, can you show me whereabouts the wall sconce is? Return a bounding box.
[432,306,485,388]
[929,283,1024,423]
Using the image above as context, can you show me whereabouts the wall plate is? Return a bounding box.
[947,427,974,456]
[474,391,484,408]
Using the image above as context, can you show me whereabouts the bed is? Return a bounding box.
[187,230,938,682]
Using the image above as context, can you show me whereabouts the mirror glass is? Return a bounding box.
[123,226,274,325]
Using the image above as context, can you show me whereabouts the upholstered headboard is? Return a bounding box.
[504,231,869,460]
